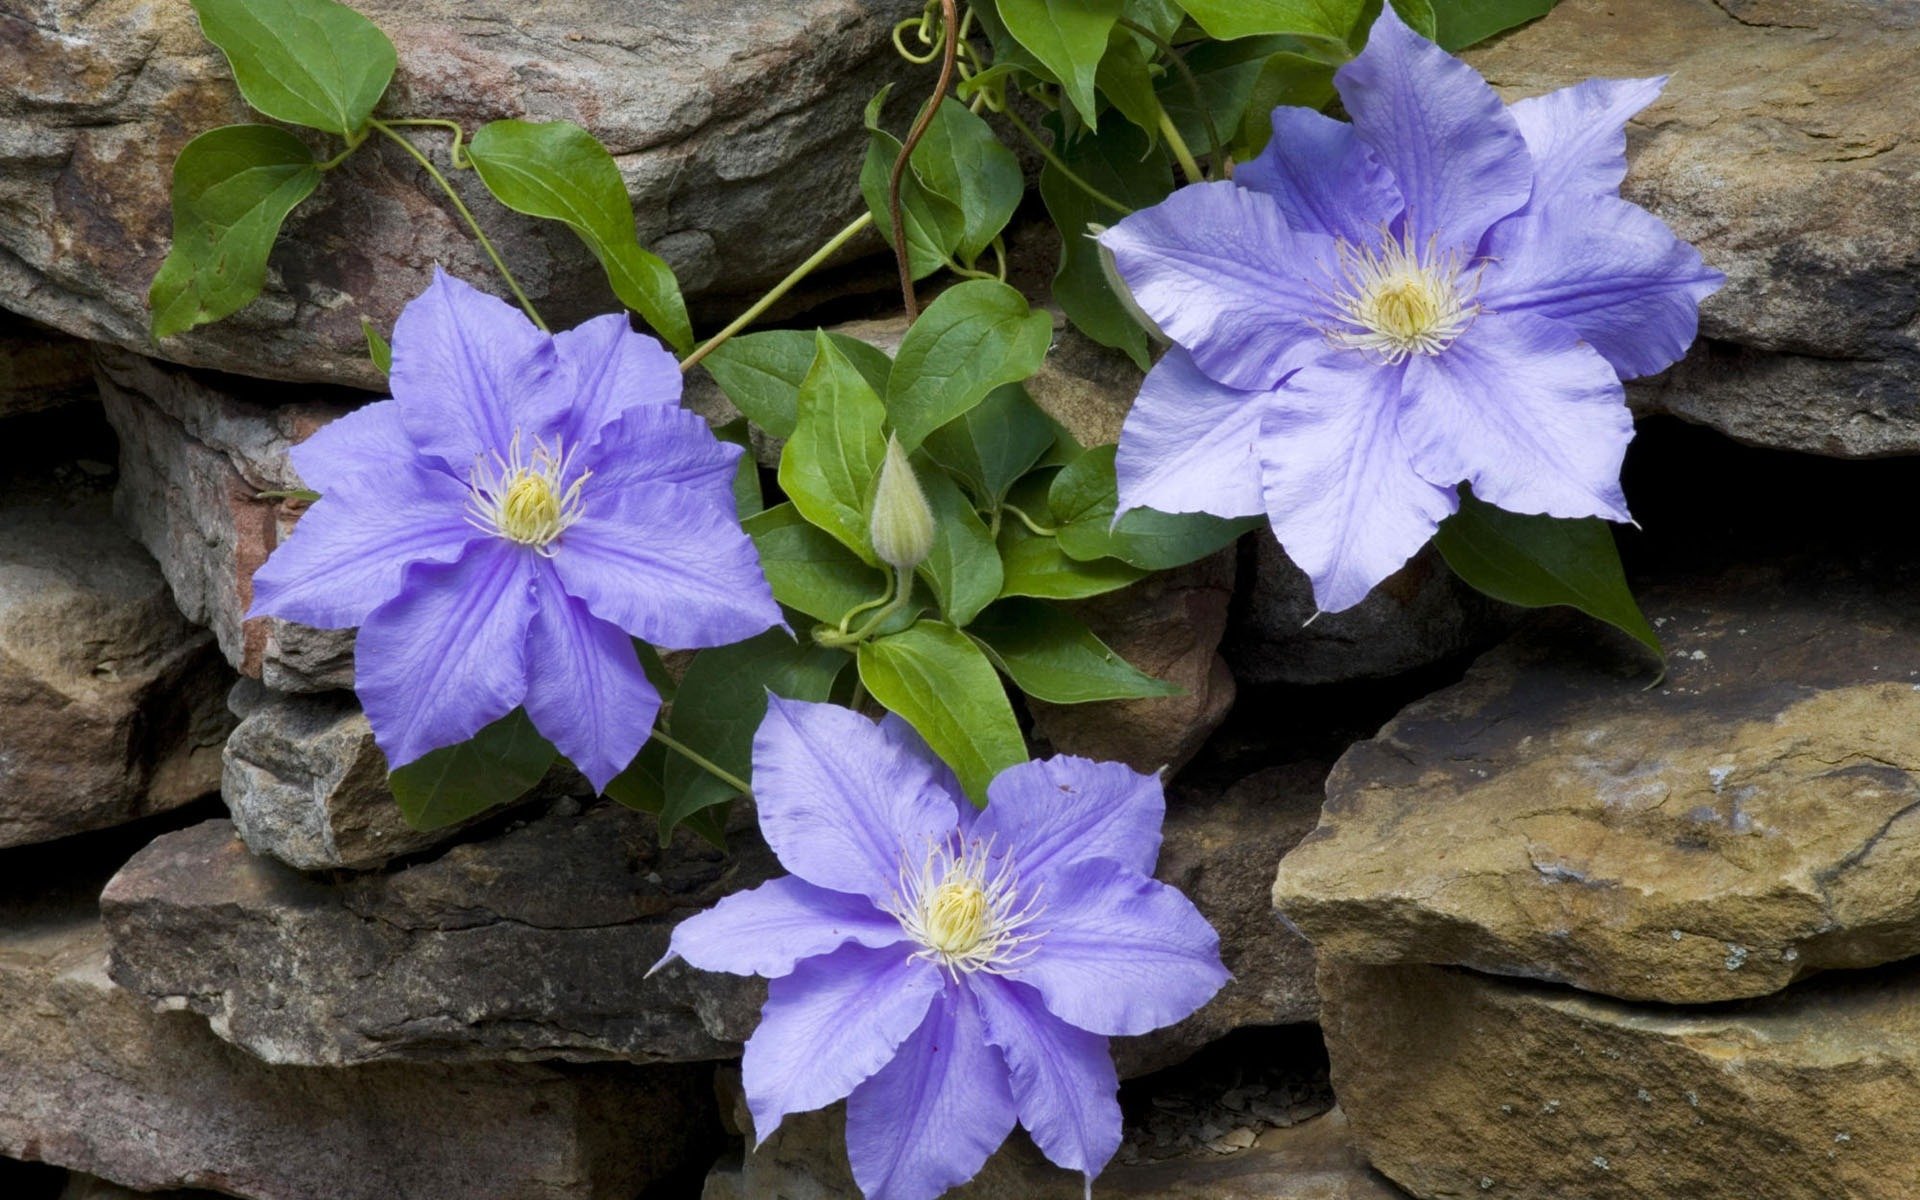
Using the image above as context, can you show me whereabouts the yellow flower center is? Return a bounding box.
[1326,228,1480,364]
[885,835,1046,977]
[923,881,992,956]
[467,431,589,554]
[500,473,564,544]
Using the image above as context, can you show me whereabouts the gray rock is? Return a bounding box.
[3,0,921,387]
[0,314,91,418]
[0,896,719,1200]
[102,807,771,1067]
[0,489,231,847]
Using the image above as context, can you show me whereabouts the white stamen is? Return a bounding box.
[883,834,1046,978]
[1323,226,1481,364]
[465,430,590,555]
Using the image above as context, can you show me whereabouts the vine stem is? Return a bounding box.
[370,119,548,331]
[1116,16,1224,174]
[679,210,874,374]
[887,0,959,320]
[651,729,753,796]
[1157,109,1205,184]
[999,106,1132,216]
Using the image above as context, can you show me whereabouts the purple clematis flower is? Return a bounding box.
[660,697,1228,1200]
[249,269,780,790]
[1100,5,1723,613]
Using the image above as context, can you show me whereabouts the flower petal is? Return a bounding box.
[973,975,1121,1180]
[1115,348,1272,521]
[1257,355,1460,613]
[744,943,943,1142]
[520,564,661,793]
[1236,105,1403,245]
[1509,77,1666,209]
[353,538,536,771]
[750,697,960,902]
[878,712,973,831]
[1098,181,1339,392]
[663,874,906,979]
[1336,4,1532,251]
[551,484,779,650]
[1017,858,1228,1038]
[847,985,1017,1200]
[547,311,684,448]
[974,757,1163,886]
[1401,311,1634,522]
[391,268,561,469]
[247,468,477,629]
[287,400,419,493]
[578,404,744,506]
[1479,195,1724,379]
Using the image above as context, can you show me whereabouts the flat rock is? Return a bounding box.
[0,897,717,1200]
[1321,958,1920,1200]
[0,488,231,847]
[1273,561,1920,1004]
[3,0,921,387]
[1469,0,1920,456]
[102,805,772,1066]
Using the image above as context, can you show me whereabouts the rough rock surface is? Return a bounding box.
[1321,959,1920,1200]
[102,805,771,1066]
[0,314,91,417]
[0,896,718,1200]
[3,0,922,387]
[1273,562,1920,1004]
[0,489,230,847]
[1469,0,1920,456]
[95,346,358,689]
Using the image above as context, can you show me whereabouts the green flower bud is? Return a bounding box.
[869,434,936,572]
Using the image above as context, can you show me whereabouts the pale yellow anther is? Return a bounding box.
[500,474,564,545]
[466,431,590,555]
[1325,227,1480,364]
[884,835,1046,978]
[923,881,991,956]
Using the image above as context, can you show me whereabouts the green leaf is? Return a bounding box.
[190,0,395,136]
[1390,0,1441,40]
[1174,0,1362,42]
[659,632,848,836]
[1049,444,1258,568]
[998,518,1146,599]
[360,318,391,376]
[1430,0,1558,49]
[1124,0,1188,39]
[921,383,1057,506]
[467,119,692,353]
[1155,37,1334,161]
[886,280,1054,450]
[698,330,891,440]
[1433,491,1662,665]
[778,333,890,565]
[970,598,1177,703]
[1094,30,1164,138]
[994,0,1125,127]
[915,465,1003,627]
[149,125,323,339]
[910,100,1024,264]
[711,418,763,518]
[1234,51,1340,156]
[861,89,968,282]
[603,741,729,850]
[387,708,555,832]
[744,503,890,626]
[857,622,1027,803]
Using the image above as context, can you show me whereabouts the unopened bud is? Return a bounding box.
[869,435,936,571]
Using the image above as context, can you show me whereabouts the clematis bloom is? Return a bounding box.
[660,697,1228,1200]
[1101,5,1723,613]
[250,269,780,790]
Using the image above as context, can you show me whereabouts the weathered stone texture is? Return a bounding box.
[0,314,91,417]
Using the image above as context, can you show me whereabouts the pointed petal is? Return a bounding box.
[1336,5,1532,250]
[974,976,1121,1180]
[1509,77,1666,209]
[1115,348,1271,521]
[1480,195,1724,379]
[550,484,779,650]
[975,757,1163,886]
[1237,105,1403,245]
[1098,181,1340,392]
[578,404,744,505]
[1257,356,1459,613]
[547,311,684,448]
[353,539,536,771]
[743,943,943,1141]
[287,400,417,492]
[521,564,661,792]
[665,875,907,978]
[1400,312,1634,522]
[247,468,477,629]
[847,986,1017,1200]
[751,697,959,902]
[391,269,561,468]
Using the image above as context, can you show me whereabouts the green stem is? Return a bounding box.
[999,106,1132,216]
[378,117,471,167]
[679,211,874,374]
[1157,108,1204,184]
[836,567,898,634]
[1002,502,1057,537]
[651,729,752,796]
[815,565,913,648]
[848,673,869,712]
[369,118,548,331]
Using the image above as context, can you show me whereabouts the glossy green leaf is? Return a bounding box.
[388,708,555,832]
[994,0,1125,126]
[1430,0,1558,49]
[1434,491,1662,664]
[150,125,322,339]
[1235,51,1340,156]
[911,100,1024,264]
[1123,0,1188,42]
[467,119,692,352]
[1154,36,1336,161]
[970,598,1177,703]
[1173,0,1361,42]
[698,330,891,440]
[711,418,763,518]
[921,383,1056,506]
[861,89,967,281]
[1094,31,1164,138]
[915,466,1003,627]
[778,334,890,565]
[998,519,1146,600]
[603,741,728,849]
[1049,444,1259,568]
[744,503,889,626]
[361,319,392,376]
[886,280,1053,450]
[190,0,395,135]
[1389,0,1441,40]
[858,622,1026,804]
